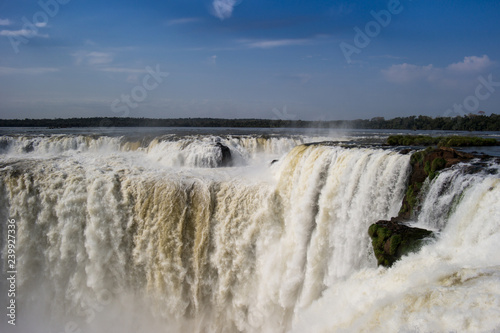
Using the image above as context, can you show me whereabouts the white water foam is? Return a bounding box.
[1,135,499,332]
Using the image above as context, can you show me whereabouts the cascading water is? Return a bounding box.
[0,134,324,167]
[0,131,499,332]
[293,159,500,333]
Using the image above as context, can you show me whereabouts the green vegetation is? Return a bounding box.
[400,182,423,216]
[0,114,499,130]
[368,224,391,267]
[368,222,433,267]
[409,147,433,164]
[389,234,402,256]
[401,147,454,216]
[388,135,437,146]
[387,135,498,147]
[437,136,498,147]
[429,157,446,180]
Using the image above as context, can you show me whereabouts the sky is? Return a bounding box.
[0,0,500,121]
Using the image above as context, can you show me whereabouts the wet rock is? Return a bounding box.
[369,147,492,268]
[23,141,34,153]
[216,142,232,167]
[368,218,433,267]
[401,147,475,219]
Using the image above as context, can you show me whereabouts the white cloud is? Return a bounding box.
[382,55,495,85]
[0,19,49,38]
[381,63,436,83]
[242,38,310,49]
[446,55,493,73]
[212,0,238,20]
[87,52,113,65]
[73,51,113,66]
[0,28,49,38]
[0,29,36,37]
[167,17,201,26]
[0,67,59,75]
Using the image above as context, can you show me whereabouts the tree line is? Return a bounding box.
[0,114,499,131]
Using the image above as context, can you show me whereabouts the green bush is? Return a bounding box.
[388,135,498,147]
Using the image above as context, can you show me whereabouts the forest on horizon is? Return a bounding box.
[0,114,499,131]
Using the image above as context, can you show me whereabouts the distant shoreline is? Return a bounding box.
[0,114,499,131]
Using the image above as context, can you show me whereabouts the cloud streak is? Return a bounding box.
[73,51,114,66]
[241,38,311,49]
[0,28,48,38]
[0,67,59,75]
[0,18,11,26]
[167,17,201,26]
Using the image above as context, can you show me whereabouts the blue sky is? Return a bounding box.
[1,0,500,120]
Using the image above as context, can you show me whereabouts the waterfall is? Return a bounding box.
[1,133,499,332]
[292,160,500,333]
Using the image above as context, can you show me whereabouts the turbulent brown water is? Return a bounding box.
[0,130,499,332]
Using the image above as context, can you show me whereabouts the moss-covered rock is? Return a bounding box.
[369,218,433,267]
[370,147,492,268]
[400,147,475,218]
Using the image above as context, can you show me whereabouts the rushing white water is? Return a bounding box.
[293,160,500,333]
[0,132,499,332]
[0,134,329,167]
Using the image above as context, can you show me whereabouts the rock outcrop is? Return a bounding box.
[369,147,482,268]
[400,147,475,219]
[216,142,232,167]
[369,218,433,267]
